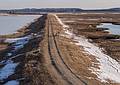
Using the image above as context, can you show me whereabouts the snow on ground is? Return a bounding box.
[64,30,120,83]
[55,14,120,83]
[5,35,31,52]
[4,80,19,85]
[53,14,69,28]
[5,36,30,43]
[0,35,32,84]
[112,39,120,41]
[0,61,19,80]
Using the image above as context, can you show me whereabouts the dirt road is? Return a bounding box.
[46,14,88,85]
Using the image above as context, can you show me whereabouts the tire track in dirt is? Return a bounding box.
[47,14,88,85]
[48,18,73,85]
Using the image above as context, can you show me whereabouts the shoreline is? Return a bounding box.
[0,14,41,53]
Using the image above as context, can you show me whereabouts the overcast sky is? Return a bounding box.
[0,0,120,9]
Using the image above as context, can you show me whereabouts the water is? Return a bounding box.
[97,23,120,35]
[0,15,41,35]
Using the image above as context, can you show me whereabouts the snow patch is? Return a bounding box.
[5,36,30,43]
[7,53,12,57]
[4,80,19,85]
[0,62,19,80]
[53,14,69,28]
[5,36,31,51]
[64,29,120,83]
[111,39,120,41]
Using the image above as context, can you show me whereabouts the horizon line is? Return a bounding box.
[0,7,120,10]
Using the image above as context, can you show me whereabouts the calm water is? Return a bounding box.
[0,15,41,35]
[97,23,120,35]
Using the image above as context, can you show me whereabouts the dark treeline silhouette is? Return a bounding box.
[0,8,120,14]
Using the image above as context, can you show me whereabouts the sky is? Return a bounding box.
[0,0,120,9]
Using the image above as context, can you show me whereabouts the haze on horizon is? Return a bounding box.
[0,0,120,9]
